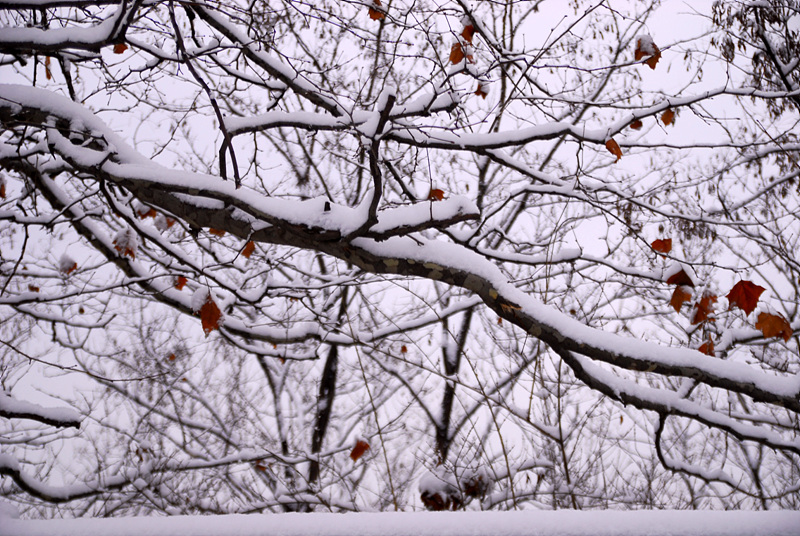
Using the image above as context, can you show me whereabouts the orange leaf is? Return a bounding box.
[645,48,661,69]
[428,188,445,201]
[755,312,793,342]
[400,345,408,353]
[45,56,52,80]
[726,280,765,316]
[651,238,672,254]
[629,119,643,130]
[605,139,622,162]
[449,42,465,64]
[255,463,267,472]
[242,241,256,259]
[175,276,188,290]
[698,338,715,356]
[666,268,694,287]
[113,43,128,54]
[28,284,40,292]
[368,0,384,20]
[691,293,717,325]
[475,84,488,99]
[208,228,226,237]
[461,24,475,44]
[635,37,661,69]
[670,286,692,313]
[350,440,370,461]
[661,109,675,126]
[167,353,177,361]
[199,294,222,337]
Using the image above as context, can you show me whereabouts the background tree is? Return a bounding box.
[1,0,799,516]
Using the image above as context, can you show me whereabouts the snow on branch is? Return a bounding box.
[0,392,80,429]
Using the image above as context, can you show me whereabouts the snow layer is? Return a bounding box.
[0,511,798,536]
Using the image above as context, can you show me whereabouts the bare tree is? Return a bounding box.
[1,0,798,516]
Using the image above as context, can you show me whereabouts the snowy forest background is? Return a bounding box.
[1,0,799,519]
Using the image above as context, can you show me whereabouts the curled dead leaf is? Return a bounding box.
[670,286,692,313]
[645,49,662,69]
[661,109,675,126]
[698,338,715,356]
[629,119,643,130]
[691,293,717,325]
[199,294,222,337]
[449,42,465,64]
[368,0,385,20]
[605,139,623,162]
[461,24,475,43]
[350,440,370,461]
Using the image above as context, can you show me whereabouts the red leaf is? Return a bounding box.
[242,241,256,259]
[449,42,465,64]
[635,37,661,69]
[698,338,715,356]
[400,345,408,353]
[726,280,765,316]
[691,293,717,325]
[605,139,622,162]
[45,56,52,80]
[666,268,694,287]
[651,238,672,254]
[428,188,445,201]
[175,276,188,290]
[368,0,385,20]
[0,179,6,199]
[670,286,692,313]
[113,43,128,54]
[167,353,177,361]
[461,24,475,44]
[661,109,675,126]
[629,119,643,130]
[475,84,488,99]
[645,49,662,69]
[28,284,40,292]
[208,228,226,237]
[199,295,222,337]
[350,440,370,461]
[755,312,793,342]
